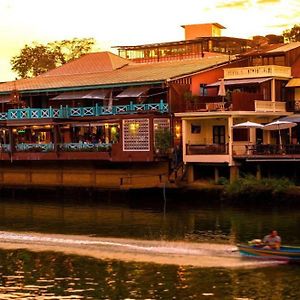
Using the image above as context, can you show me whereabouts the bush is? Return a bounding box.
[223,175,294,201]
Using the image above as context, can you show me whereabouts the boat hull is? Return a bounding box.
[237,244,300,262]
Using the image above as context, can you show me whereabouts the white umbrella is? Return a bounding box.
[233,121,264,154]
[218,78,226,109]
[263,120,297,149]
[233,121,264,129]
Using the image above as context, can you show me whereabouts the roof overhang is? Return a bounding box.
[286,78,300,87]
[116,86,149,98]
[50,89,111,101]
[207,77,273,87]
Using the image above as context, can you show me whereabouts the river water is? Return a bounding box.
[0,189,299,299]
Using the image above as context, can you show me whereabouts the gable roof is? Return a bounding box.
[41,52,131,77]
[0,52,233,94]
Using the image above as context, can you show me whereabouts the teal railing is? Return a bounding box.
[3,100,168,121]
[1,143,112,153]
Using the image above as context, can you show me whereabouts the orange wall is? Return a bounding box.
[190,59,249,96]
[184,24,222,40]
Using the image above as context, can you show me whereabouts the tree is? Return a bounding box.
[283,24,300,42]
[11,38,96,78]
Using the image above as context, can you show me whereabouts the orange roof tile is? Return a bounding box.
[0,52,232,93]
[41,52,131,77]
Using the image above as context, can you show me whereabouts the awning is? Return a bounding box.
[116,86,149,98]
[0,95,12,104]
[278,114,300,123]
[286,78,300,87]
[83,90,111,100]
[50,89,111,100]
[207,77,272,87]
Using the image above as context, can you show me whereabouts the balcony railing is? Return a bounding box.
[0,100,168,121]
[1,143,112,153]
[186,144,228,155]
[254,100,286,112]
[233,144,300,156]
[224,65,291,80]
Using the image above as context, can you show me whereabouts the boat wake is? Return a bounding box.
[0,231,287,268]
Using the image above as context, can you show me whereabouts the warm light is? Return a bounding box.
[105,123,109,129]
[129,122,140,135]
[175,124,181,138]
[111,126,117,134]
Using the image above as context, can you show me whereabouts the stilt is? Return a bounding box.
[256,164,262,180]
[187,164,194,183]
[230,166,239,183]
[214,167,219,184]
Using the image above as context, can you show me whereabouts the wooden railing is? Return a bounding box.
[0,100,168,121]
[254,100,286,112]
[186,144,228,155]
[1,143,112,153]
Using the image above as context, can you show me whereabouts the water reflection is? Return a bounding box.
[0,194,299,245]
[0,249,299,299]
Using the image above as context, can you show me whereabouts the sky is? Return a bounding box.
[0,0,299,81]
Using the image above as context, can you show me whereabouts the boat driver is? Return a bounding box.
[263,230,281,250]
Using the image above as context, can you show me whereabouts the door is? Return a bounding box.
[213,125,225,153]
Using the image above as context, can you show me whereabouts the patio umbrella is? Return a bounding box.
[232,121,264,129]
[218,78,226,109]
[233,121,264,154]
[263,120,297,148]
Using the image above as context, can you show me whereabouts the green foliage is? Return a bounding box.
[155,128,171,154]
[224,175,294,200]
[283,24,300,42]
[216,177,229,186]
[11,38,96,78]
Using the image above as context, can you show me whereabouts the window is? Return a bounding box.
[233,128,249,141]
[200,84,208,96]
[213,126,225,144]
[191,124,201,134]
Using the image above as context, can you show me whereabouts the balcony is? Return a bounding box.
[254,100,286,112]
[186,144,228,155]
[224,65,291,80]
[0,100,168,121]
[233,144,300,157]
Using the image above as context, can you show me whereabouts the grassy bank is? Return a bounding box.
[221,175,296,203]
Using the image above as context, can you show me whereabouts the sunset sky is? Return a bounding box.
[0,0,299,81]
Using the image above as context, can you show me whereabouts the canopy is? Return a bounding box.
[207,77,272,87]
[277,114,300,123]
[0,95,12,104]
[233,121,264,129]
[263,120,297,148]
[116,86,149,98]
[51,89,111,100]
[263,120,297,131]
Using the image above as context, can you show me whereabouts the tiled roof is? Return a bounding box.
[267,42,300,53]
[0,53,232,93]
[286,78,300,87]
[40,52,131,76]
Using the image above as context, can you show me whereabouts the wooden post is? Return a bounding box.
[214,167,219,184]
[187,163,194,183]
[230,166,239,183]
[256,164,262,180]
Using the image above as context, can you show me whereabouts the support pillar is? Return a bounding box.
[187,164,194,183]
[230,166,239,183]
[214,167,219,184]
[256,164,262,180]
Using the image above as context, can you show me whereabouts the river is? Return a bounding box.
[0,189,299,299]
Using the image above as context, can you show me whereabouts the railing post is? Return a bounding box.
[159,99,164,112]
[130,101,134,112]
[49,106,53,118]
[95,103,99,116]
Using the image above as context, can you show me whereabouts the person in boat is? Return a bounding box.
[262,230,281,250]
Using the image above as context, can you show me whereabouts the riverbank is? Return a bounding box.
[0,176,300,205]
